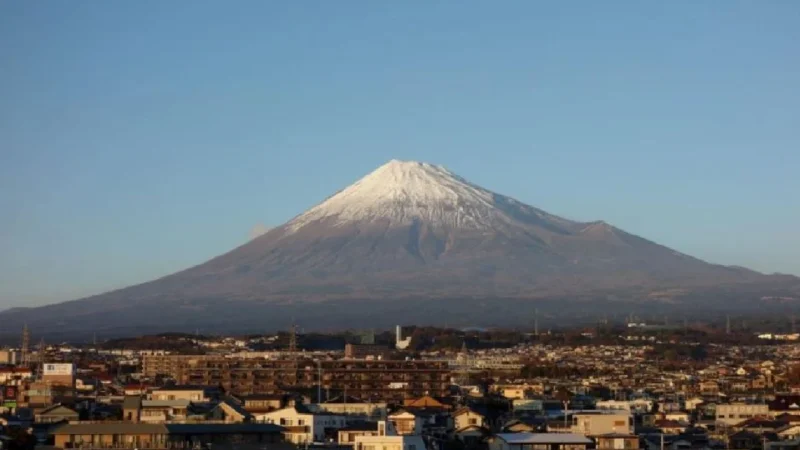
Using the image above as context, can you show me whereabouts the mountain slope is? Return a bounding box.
[2,160,795,336]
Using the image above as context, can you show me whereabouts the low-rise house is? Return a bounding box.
[338,422,379,445]
[353,420,424,450]
[49,422,286,448]
[236,394,286,414]
[35,404,79,424]
[595,433,640,450]
[0,368,32,385]
[455,424,491,449]
[489,433,593,450]
[454,406,488,431]
[777,424,800,440]
[664,412,690,425]
[388,410,424,436]
[150,385,219,402]
[138,400,192,423]
[555,411,633,436]
[256,404,346,444]
[402,395,451,411]
[684,397,704,412]
[312,396,388,421]
[654,419,687,435]
[209,399,253,423]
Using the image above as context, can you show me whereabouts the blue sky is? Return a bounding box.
[1,1,799,309]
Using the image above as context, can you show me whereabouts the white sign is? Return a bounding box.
[43,363,74,376]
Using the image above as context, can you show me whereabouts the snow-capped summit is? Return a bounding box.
[287,159,571,233]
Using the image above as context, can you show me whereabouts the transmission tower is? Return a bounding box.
[21,324,30,366]
[288,323,297,354]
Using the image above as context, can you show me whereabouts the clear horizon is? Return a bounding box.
[2,2,799,309]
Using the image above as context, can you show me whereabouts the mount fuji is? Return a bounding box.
[2,160,797,337]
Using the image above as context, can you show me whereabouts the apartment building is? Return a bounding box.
[144,356,450,402]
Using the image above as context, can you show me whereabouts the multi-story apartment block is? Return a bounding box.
[142,356,450,402]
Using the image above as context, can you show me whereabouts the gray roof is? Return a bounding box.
[495,433,593,445]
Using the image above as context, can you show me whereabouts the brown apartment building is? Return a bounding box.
[143,356,450,402]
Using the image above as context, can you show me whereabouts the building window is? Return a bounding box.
[469,418,478,425]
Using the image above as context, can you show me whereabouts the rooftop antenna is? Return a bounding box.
[21,323,30,366]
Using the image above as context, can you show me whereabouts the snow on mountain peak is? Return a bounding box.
[286,159,511,232]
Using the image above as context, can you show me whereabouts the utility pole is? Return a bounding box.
[288,321,297,354]
[316,360,322,403]
[37,338,46,378]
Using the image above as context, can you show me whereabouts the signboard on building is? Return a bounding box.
[43,363,74,376]
[3,385,17,400]
[512,399,543,411]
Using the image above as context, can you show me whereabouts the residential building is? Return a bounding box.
[555,411,634,436]
[0,367,32,385]
[716,403,770,426]
[256,404,346,444]
[311,397,388,421]
[489,433,593,450]
[0,350,22,365]
[49,422,285,449]
[595,434,640,450]
[145,356,450,402]
[237,394,286,413]
[339,422,380,444]
[454,406,487,431]
[42,363,75,388]
[388,410,424,436]
[353,420,424,450]
[35,404,79,424]
[150,385,218,402]
[345,344,393,360]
